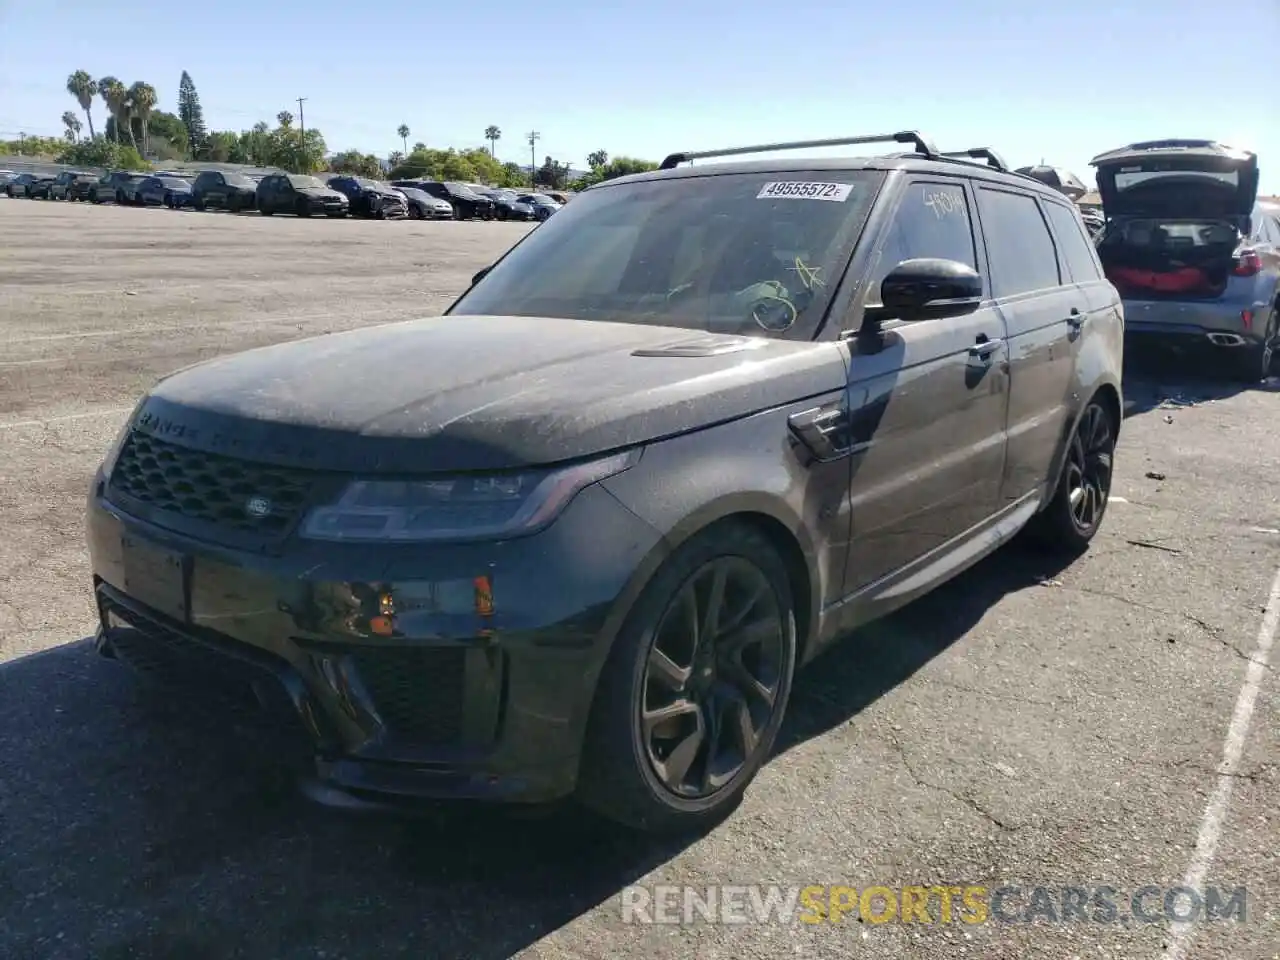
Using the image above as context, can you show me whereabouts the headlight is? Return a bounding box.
[299,449,640,543]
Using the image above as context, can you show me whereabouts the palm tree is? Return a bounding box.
[485,125,501,158]
[62,111,82,142]
[98,77,131,146]
[397,124,410,155]
[127,81,157,155]
[65,71,97,139]
[587,149,608,170]
[277,111,294,129]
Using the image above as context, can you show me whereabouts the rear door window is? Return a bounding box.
[976,188,1062,297]
[1043,201,1103,282]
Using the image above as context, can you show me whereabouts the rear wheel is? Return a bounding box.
[1227,320,1275,384]
[576,521,797,833]
[1027,398,1116,554]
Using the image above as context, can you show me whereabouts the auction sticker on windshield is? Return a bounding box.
[757,181,854,201]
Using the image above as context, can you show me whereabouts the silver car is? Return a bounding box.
[1091,139,1280,382]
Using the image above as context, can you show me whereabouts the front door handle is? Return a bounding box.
[1067,308,1085,329]
[969,337,1005,360]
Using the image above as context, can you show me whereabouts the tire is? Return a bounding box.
[1227,320,1274,384]
[258,201,273,216]
[408,204,423,220]
[194,197,206,212]
[1026,397,1117,554]
[163,194,173,209]
[295,198,311,218]
[576,520,797,834]
[453,205,464,221]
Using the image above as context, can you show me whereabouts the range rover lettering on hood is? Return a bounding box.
[136,315,847,473]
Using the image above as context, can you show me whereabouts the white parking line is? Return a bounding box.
[0,408,134,431]
[1163,564,1280,959]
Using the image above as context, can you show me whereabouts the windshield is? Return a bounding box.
[443,181,477,197]
[288,175,325,189]
[523,194,555,204]
[450,170,882,339]
[225,174,254,187]
[399,187,427,200]
[160,178,189,188]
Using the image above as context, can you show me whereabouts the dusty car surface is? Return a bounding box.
[87,130,1124,833]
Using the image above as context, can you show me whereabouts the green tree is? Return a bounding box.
[177,71,207,158]
[146,111,189,160]
[277,111,293,129]
[535,155,571,189]
[62,111,82,142]
[98,77,131,146]
[397,124,410,155]
[386,150,405,171]
[329,151,383,177]
[412,141,426,153]
[203,131,240,163]
[485,125,501,157]
[57,136,150,170]
[65,71,98,139]
[127,82,158,155]
[568,154,658,190]
[587,149,608,171]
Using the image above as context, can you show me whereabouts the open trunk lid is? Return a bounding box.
[1090,139,1259,222]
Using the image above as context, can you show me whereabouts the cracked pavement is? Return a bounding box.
[0,202,1277,959]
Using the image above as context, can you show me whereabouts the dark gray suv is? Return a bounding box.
[86,131,1124,833]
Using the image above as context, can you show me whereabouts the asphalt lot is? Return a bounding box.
[0,199,1277,960]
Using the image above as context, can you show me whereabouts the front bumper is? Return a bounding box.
[86,471,664,806]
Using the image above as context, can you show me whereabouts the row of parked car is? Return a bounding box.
[0,168,570,222]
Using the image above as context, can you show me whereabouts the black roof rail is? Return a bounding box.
[939,147,1009,171]
[658,130,938,170]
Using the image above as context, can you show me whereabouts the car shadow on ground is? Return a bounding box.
[1122,349,1280,419]
[0,540,1072,960]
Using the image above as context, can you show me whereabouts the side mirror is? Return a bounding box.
[879,258,983,322]
[472,266,492,287]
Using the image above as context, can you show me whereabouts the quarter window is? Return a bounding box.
[869,180,977,296]
[977,188,1061,297]
[1043,201,1103,282]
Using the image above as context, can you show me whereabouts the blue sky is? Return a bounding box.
[1,0,1277,192]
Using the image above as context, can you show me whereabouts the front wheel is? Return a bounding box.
[576,521,797,834]
[194,197,207,212]
[295,198,311,218]
[1026,397,1116,553]
[257,201,273,216]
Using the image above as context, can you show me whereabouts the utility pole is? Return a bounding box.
[527,130,540,187]
[297,97,308,169]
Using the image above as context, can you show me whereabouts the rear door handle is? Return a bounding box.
[1067,308,1085,329]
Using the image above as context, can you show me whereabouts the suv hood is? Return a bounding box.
[135,315,847,473]
[1090,139,1259,220]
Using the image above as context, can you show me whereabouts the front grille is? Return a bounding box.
[108,431,314,536]
[348,647,466,745]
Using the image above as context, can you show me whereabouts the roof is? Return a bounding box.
[601,153,1069,200]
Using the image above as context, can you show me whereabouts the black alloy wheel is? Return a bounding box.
[577,521,796,833]
[640,557,787,799]
[1029,397,1115,552]
[295,198,311,218]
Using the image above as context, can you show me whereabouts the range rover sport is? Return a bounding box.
[87,130,1124,833]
